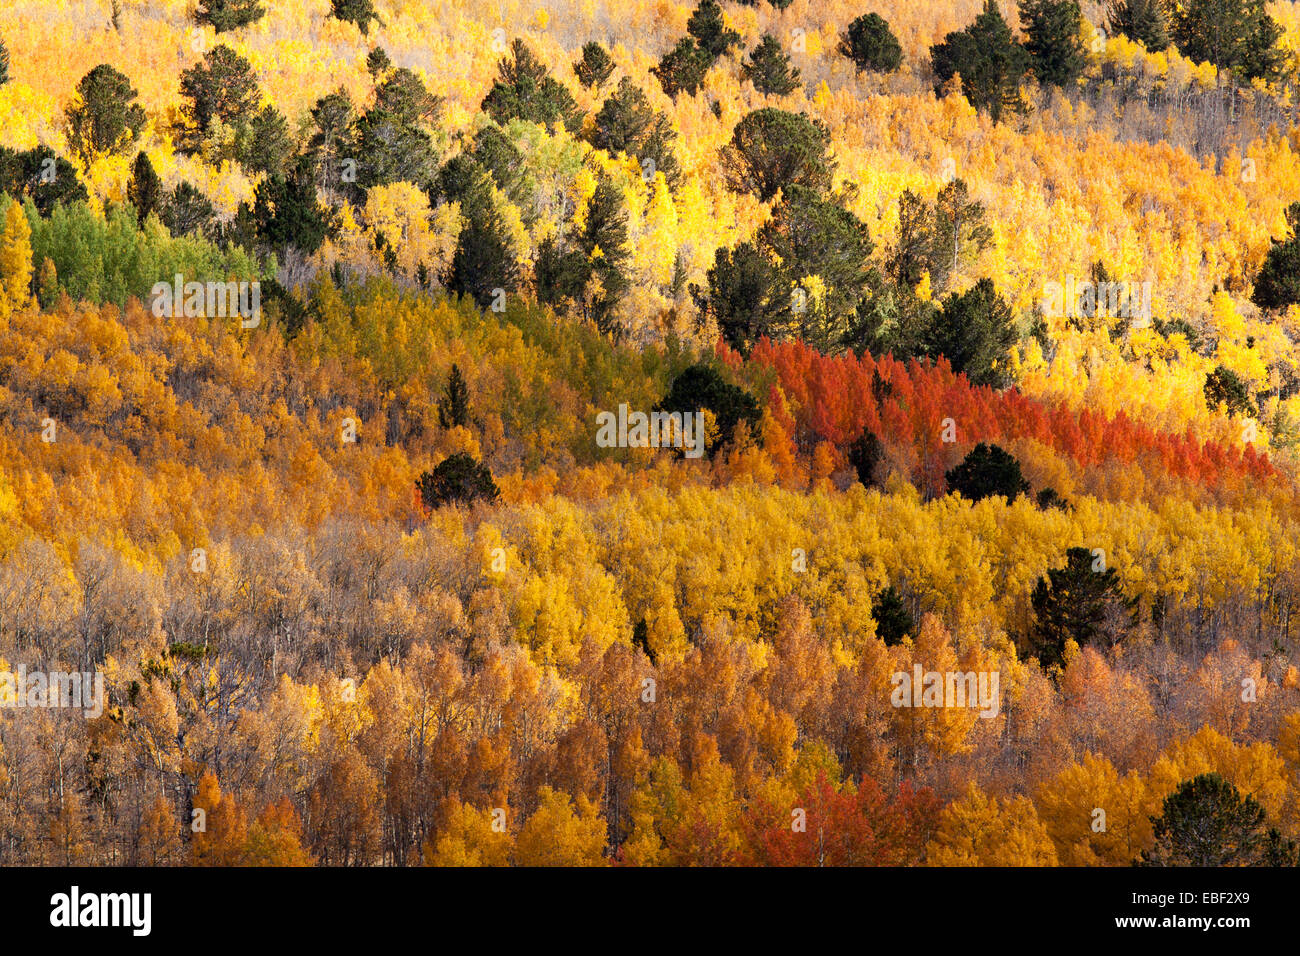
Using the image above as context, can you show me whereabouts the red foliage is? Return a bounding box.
[740,773,941,866]
[726,338,1279,502]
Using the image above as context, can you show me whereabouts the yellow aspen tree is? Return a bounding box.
[513,786,607,866]
[927,783,1059,866]
[0,199,33,318]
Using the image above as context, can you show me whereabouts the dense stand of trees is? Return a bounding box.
[0,0,1299,867]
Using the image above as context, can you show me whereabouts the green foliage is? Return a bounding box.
[650,0,743,100]
[0,37,8,86]
[697,240,782,353]
[1029,545,1137,668]
[65,64,147,163]
[656,362,760,455]
[1203,364,1256,417]
[848,428,884,487]
[482,39,583,134]
[416,453,500,509]
[374,66,443,123]
[305,88,360,201]
[244,104,294,177]
[840,13,904,74]
[196,0,267,33]
[760,185,875,352]
[0,146,90,216]
[741,35,801,96]
[1035,487,1070,510]
[591,77,654,155]
[1106,0,1170,52]
[438,364,471,429]
[354,68,442,189]
[1251,202,1300,311]
[884,179,991,303]
[436,153,486,204]
[469,125,530,207]
[701,183,876,353]
[366,46,392,78]
[1018,0,1086,88]
[1262,828,1300,865]
[24,200,265,309]
[1140,774,1273,866]
[945,442,1030,503]
[1169,0,1284,81]
[177,44,262,159]
[652,37,711,97]
[574,41,616,89]
[721,108,835,202]
[931,0,1029,122]
[631,618,657,665]
[445,169,521,310]
[536,172,630,338]
[591,78,680,186]
[686,0,741,61]
[250,159,332,255]
[164,181,216,238]
[871,585,914,646]
[331,0,381,34]
[302,277,686,467]
[925,278,1018,388]
[930,179,993,293]
[887,189,933,290]
[578,173,632,337]
[127,152,164,228]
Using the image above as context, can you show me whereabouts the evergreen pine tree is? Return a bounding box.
[1019,0,1086,88]
[365,46,392,79]
[759,185,875,352]
[445,171,520,310]
[1251,202,1300,311]
[686,0,740,61]
[652,37,711,97]
[196,0,266,33]
[65,64,147,162]
[164,181,217,237]
[840,13,904,73]
[699,241,782,353]
[331,0,381,34]
[250,158,330,254]
[1029,545,1138,668]
[481,39,583,133]
[871,586,914,646]
[177,44,262,156]
[945,442,1030,503]
[1169,0,1284,81]
[1106,0,1170,52]
[721,108,835,201]
[416,454,500,509]
[931,0,1029,122]
[354,68,442,189]
[655,363,760,456]
[591,78,680,186]
[305,88,359,201]
[438,364,471,429]
[848,429,885,488]
[578,173,630,337]
[925,278,1018,388]
[126,151,163,227]
[1140,774,1271,866]
[573,41,616,89]
[242,104,293,176]
[741,35,801,95]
